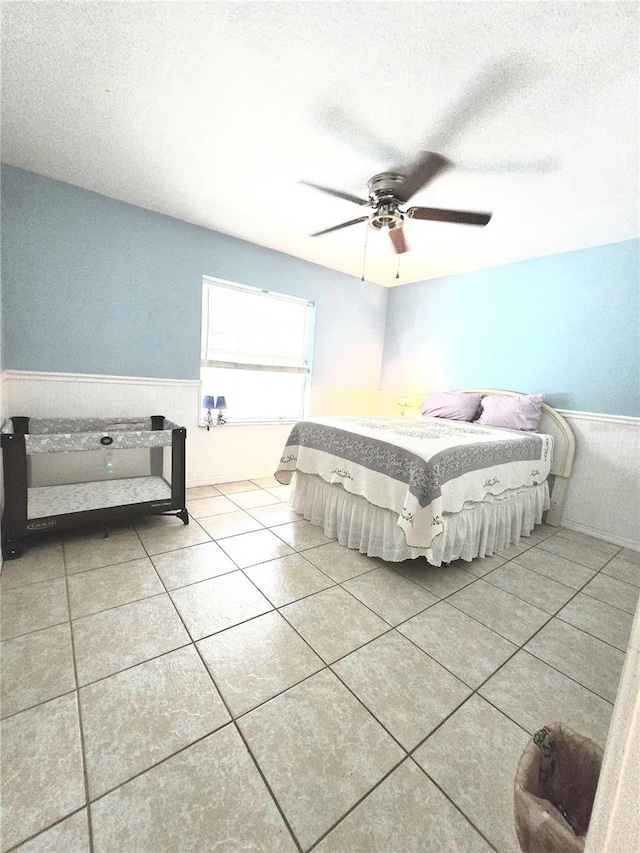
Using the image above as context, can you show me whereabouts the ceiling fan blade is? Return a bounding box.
[395,152,450,203]
[299,181,369,206]
[407,206,492,226]
[427,58,535,151]
[310,216,369,237]
[389,227,408,254]
[318,105,404,165]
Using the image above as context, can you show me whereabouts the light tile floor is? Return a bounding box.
[1,480,639,853]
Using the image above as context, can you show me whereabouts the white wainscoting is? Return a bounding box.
[3,373,639,549]
[2,371,295,486]
[558,410,640,551]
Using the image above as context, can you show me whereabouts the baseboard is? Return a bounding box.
[560,519,640,552]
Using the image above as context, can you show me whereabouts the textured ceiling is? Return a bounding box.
[2,1,638,286]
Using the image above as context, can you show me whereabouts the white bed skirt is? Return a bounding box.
[290,473,550,565]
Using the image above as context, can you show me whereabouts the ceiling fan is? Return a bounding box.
[301,152,492,254]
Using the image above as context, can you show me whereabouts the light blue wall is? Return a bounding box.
[381,239,640,416]
[1,166,388,387]
[3,166,638,416]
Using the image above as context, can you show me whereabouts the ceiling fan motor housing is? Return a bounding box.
[367,173,405,230]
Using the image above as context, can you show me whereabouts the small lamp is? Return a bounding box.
[203,395,215,431]
[215,396,227,425]
[397,395,410,416]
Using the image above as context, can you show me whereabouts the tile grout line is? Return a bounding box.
[5,517,635,852]
[143,531,305,853]
[404,558,620,760]
[61,536,96,853]
[67,516,304,851]
[1,807,89,853]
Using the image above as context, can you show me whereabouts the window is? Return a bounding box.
[200,277,315,424]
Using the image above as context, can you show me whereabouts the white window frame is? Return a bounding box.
[199,276,315,425]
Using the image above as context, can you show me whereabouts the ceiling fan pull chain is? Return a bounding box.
[360,222,369,281]
[396,254,401,280]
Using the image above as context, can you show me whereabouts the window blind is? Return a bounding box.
[201,279,313,374]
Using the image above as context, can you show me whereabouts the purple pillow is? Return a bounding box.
[476,394,545,431]
[420,391,483,422]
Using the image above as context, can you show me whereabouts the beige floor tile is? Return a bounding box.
[448,579,549,645]
[267,485,292,502]
[270,519,334,551]
[557,593,634,651]
[64,529,147,574]
[216,480,263,494]
[525,618,625,703]
[150,541,237,589]
[185,484,221,500]
[522,523,560,545]
[63,523,133,542]
[582,573,639,614]
[80,646,230,798]
[479,650,614,747]
[135,519,211,556]
[315,759,492,853]
[250,476,280,488]
[415,695,529,853]
[537,535,612,570]
[601,555,640,588]
[0,541,65,590]
[302,541,381,582]
[132,514,183,531]
[452,552,506,577]
[247,503,301,526]
[484,561,575,614]
[1,577,69,641]
[238,669,403,850]
[12,810,89,853]
[1,623,75,719]
[514,546,596,589]
[228,489,281,509]
[496,541,533,560]
[554,528,621,557]
[67,557,163,618]
[333,632,470,750]
[243,553,334,607]
[398,601,517,688]
[217,528,294,569]
[198,510,263,539]
[342,567,438,625]
[198,611,324,717]
[0,694,85,851]
[280,586,389,663]
[394,561,476,597]
[169,572,272,640]
[90,727,297,853]
[264,484,292,500]
[187,494,238,518]
[72,594,190,686]
[619,547,640,566]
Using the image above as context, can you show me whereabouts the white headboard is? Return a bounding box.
[460,389,576,525]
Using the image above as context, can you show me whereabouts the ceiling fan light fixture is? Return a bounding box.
[368,206,403,232]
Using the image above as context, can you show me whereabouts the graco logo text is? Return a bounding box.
[27,520,58,530]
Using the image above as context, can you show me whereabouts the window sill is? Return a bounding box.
[198,419,299,429]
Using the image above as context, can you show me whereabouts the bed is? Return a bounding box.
[275,390,575,565]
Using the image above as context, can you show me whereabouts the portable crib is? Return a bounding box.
[1,415,187,560]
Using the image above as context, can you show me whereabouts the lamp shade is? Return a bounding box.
[215,396,227,410]
[202,396,215,409]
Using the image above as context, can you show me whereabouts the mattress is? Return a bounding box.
[27,476,172,519]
